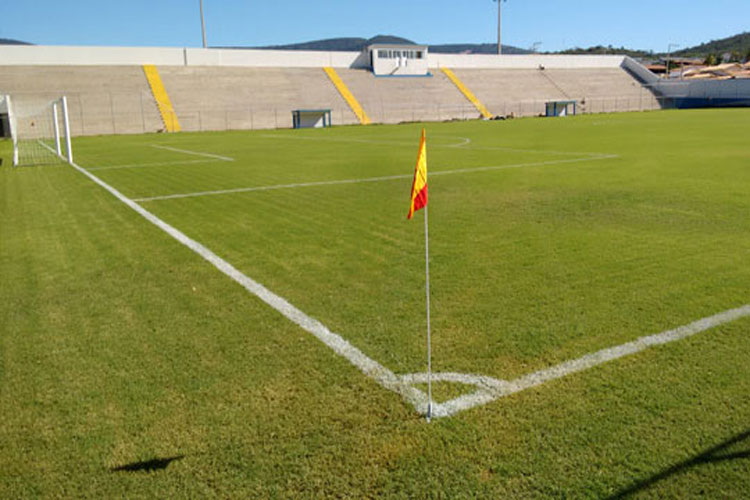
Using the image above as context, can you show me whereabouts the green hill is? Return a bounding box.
[254,35,416,52]
[675,31,750,58]
[0,38,31,45]
[555,45,653,57]
[249,35,529,54]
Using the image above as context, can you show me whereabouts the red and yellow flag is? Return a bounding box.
[407,129,428,219]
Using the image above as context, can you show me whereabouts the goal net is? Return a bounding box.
[5,95,74,167]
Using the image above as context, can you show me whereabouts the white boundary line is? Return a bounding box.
[67,160,748,420]
[67,159,429,414]
[151,144,235,162]
[134,154,617,203]
[71,158,750,418]
[401,304,750,418]
[87,159,214,172]
[260,133,608,157]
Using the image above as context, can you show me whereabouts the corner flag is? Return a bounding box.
[406,128,433,421]
[407,129,427,219]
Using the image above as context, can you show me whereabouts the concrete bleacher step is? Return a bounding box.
[440,68,493,119]
[143,65,181,132]
[0,65,165,136]
[332,69,479,124]
[0,63,660,135]
[541,69,660,112]
[156,66,359,131]
[323,67,371,125]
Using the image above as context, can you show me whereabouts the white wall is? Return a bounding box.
[0,44,628,70]
[0,45,369,68]
[0,45,186,66]
[427,53,625,69]
[183,48,368,68]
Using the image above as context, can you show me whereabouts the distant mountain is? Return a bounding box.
[0,38,32,45]
[674,32,750,58]
[555,32,750,61]
[248,35,530,54]
[430,43,531,55]
[555,45,653,58]
[251,35,416,52]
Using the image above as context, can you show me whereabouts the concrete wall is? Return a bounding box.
[621,56,659,84]
[0,44,628,71]
[0,45,369,68]
[650,78,750,108]
[428,53,625,69]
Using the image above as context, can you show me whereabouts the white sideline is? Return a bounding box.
[67,159,748,420]
[133,155,617,202]
[67,159,429,414]
[151,144,235,162]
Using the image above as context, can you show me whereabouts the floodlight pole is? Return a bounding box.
[200,0,208,48]
[495,0,507,55]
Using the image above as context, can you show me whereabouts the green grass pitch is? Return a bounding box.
[1,109,749,497]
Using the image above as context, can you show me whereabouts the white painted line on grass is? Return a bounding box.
[151,144,235,162]
[401,304,750,418]
[67,157,747,420]
[134,154,617,202]
[134,173,414,202]
[447,136,472,148]
[67,159,428,415]
[87,159,213,171]
[260,133,608,157]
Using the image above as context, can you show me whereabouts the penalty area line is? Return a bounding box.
[133,154,618,203]
[151,144,235,162]
[86,159,214,171]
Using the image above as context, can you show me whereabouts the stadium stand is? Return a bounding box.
[332,68,477,124]
[156,66,359,131]
[0,46,666,135]
[448,69,567,117]
[541,68,661,113]
[323,67,371,125]
[0,65,163,135]
[142,65,181,132]
[440,68,493,119]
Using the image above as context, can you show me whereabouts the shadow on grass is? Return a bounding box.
[606,430,750,499]
[111,455,184,473]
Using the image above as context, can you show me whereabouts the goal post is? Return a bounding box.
[6,94,74,167]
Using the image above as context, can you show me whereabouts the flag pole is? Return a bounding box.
[424,204,432,422]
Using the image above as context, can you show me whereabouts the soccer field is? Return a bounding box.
[1,109,749,497]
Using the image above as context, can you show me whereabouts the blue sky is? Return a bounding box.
[2,1,748,52]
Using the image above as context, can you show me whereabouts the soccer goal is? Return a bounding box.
[4,95,74,167]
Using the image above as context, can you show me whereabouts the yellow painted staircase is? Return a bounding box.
[323,67,371,125]
[441,68,493,119]
[142,65,181,132]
